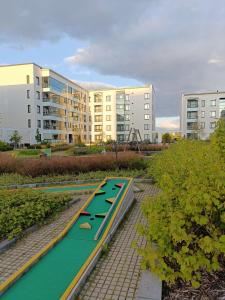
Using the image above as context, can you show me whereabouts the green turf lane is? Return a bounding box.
[41,184,98,193]
[1,178,129,300]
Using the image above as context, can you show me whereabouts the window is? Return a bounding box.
[36,76,40,86]
[211,111,216,118]
[28,119,31,128]
[27,90,30,99]
[37,105,41,114]
[125,94,130,101]
[144,124,150,130]
[201,100,205,107]
[36,91,40,100]
[106,125,111,131]
[144,114,150,120]
[187,99,198,108]
[200,122,205,129]
[144,103,150,110]
[187,111,198,119]
[106,105,111,111]
[201,111,205,118]
[210,122,216,129]
[106,95,111,102]
[95,135,102,141]
[125,105,130,111]
[211,99,216,106]
[94,125,102,132]
[144,134,150,140]
[27,105,31,113]
[106,115,111,121]
[125,114,130,121]
[125,124,130,131]
[117,124,124,131]
[144,93,150,99]
[116,104,124,110]
[117,134,124,141]
[37,120,41,128]
[94,105,102,113]
[94,115,103,122]
[26,75,30,84]
[187,122,198,130]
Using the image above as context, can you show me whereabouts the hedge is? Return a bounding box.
[0,189,72,240]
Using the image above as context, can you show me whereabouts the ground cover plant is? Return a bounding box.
[0,189,72,240]
[0,152,146,177]
[0,169,146,187]
[137,119,225,291]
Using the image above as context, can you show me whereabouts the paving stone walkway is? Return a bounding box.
[0,194,88,283]
[79,183,159,300]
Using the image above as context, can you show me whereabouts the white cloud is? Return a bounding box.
[156,117,180,131]
[1,0,225,116]
[208,58,224,65]
[75,81,115,90]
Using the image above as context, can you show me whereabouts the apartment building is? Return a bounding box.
[181,91,225,139]
[89,85,155,143]
[0,63,90,145]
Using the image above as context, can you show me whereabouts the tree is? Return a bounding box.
[10,130,22,149]
[162,133,172,144]
[35,129,42,144]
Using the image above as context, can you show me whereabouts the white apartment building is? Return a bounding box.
[89,85,155,143]
[181,91,225,139]
[0,63,90,145]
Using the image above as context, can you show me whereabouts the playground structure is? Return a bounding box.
[0,177,134,300]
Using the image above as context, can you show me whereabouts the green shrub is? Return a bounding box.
[73,147,88,155]
[17,149,41,156]
[27,144,42,149]
[137,121,225,287]
[51,143,72,152]
[0,189,72,240]
[0,141,13,152]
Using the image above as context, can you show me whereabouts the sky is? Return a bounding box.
[0,0,225,130]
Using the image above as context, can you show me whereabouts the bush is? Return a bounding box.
[0,141,13,152]
[137,121,225,287]
[73,147,88,156]
[27,144,42,149]
[0,189,72,240]
[51,143,72,152]
[0,152,146,177]
[17,149,41,156]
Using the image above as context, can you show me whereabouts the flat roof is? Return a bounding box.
[90,84,153,92]
[0,63,88,92]
[183,90,225,96]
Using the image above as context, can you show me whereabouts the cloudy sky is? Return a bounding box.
[1,0,225,130]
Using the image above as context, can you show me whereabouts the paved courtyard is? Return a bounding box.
[79,183,158,300]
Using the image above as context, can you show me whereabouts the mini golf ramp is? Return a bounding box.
[0,177,134,300]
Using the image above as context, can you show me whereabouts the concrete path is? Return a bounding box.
[79,183,160,300]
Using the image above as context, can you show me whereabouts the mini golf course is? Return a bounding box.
[0,177,133,300]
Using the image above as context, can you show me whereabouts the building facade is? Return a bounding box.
[0,63,155,145]
[0,63,90,145]
[181,91,225,139]
[89,85,155,143]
